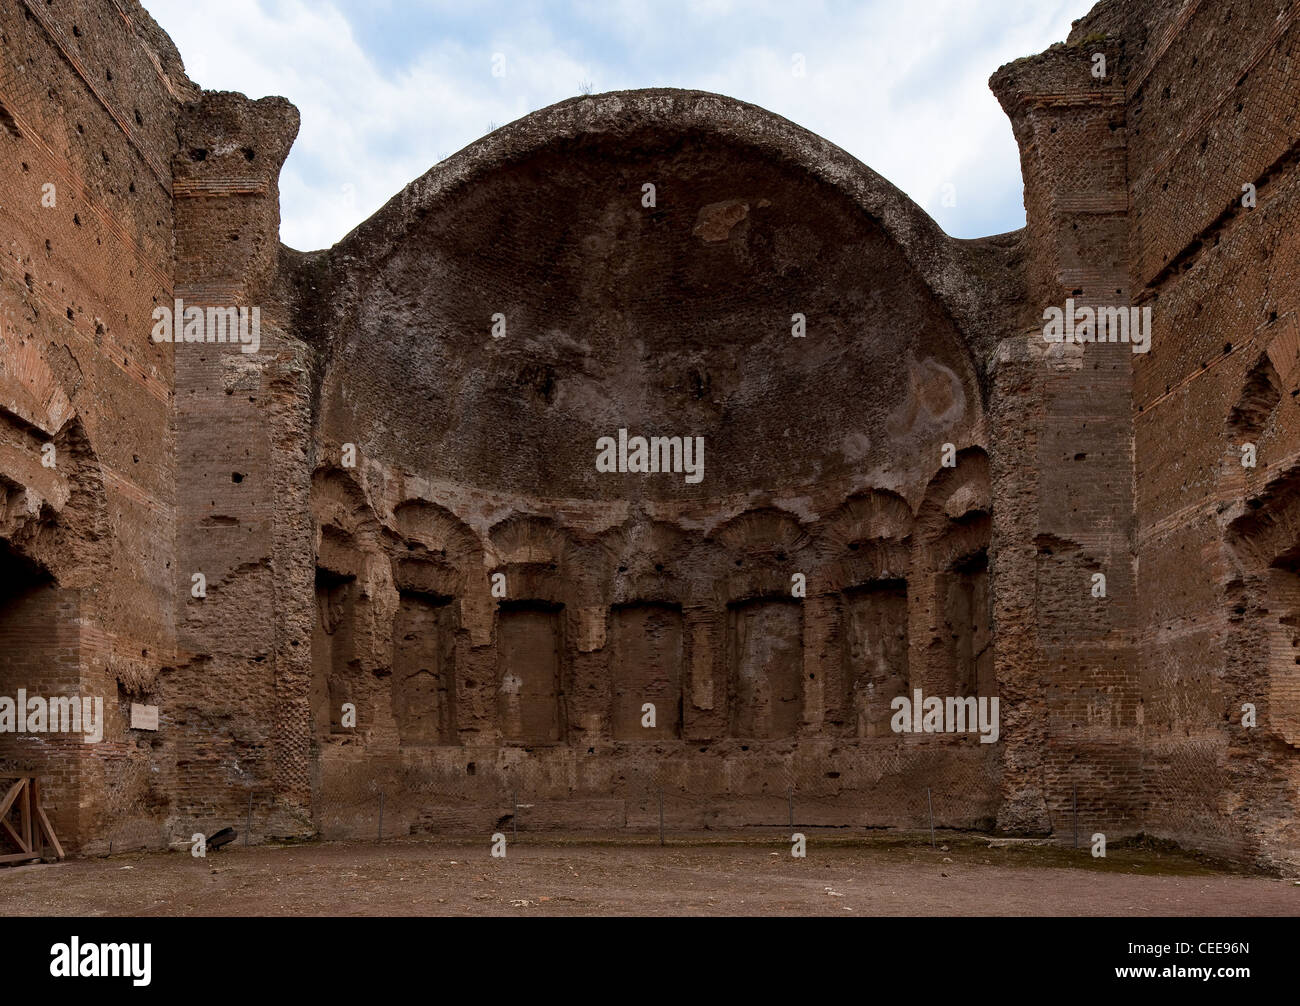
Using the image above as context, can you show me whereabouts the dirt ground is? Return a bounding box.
[2,833,1296,916]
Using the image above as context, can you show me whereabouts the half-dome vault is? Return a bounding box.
[292,89,1008,837]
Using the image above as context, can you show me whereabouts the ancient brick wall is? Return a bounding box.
[1119,0,1300,869]
[0,1,314,853]
[990,39,1141,843]
[0,0,196,852]
[1,0,1295,871]
[169,91,310,842]
[293,92,1013,837]
[993,0,1300,870]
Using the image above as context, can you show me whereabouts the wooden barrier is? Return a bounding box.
[0,775,64,865]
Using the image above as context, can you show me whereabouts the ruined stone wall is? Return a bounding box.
[1117,0,1300,869]
[168,91,312,843]
[990,37,1140,844]
[293,92,1017,837]
[993,0,1300,870]
[0,1,314,853]
[0,0,197,851]
[2,0,1296,869]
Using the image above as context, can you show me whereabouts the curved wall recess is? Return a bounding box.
[0,401,112,848]
[298,91,1008,836]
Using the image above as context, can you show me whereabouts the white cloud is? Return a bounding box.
[149,0,610,249]
[676,0,1078,234]
[145,0,1079,249]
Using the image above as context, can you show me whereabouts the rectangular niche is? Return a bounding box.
[0,548,76,751]
[610,602,683,740]
[313,569,357,735]
[496,601,564,743]
[393,591,458,745]
[0,545,81,841]
[0,548,63,698]
[941,553,993,696]
[1264,561,1300,747]
[728,598,803,739]
[843,580,909,738]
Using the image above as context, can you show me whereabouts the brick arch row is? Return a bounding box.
[307,450,992,752]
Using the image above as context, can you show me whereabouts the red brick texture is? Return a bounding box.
[0,0,1295,872]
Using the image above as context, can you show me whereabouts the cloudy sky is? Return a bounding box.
[145,0,1082,252]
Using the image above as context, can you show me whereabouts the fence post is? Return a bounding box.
[658,788,664,846]
[927,787,935,848]
[245,793,253,847]
[1073,787,1078,849]
[378,791,385,843]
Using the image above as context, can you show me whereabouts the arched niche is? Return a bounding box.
[311,90,987,508]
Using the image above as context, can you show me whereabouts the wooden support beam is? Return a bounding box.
[0,779,25,820]
[19,780,31,851]
[0,776,64,864]
[32,780,64,860]
[0,817,23,850]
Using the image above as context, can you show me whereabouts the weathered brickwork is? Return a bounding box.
[1120,0,1300,870]
[0,0,1295,871]
[0,0,193,852]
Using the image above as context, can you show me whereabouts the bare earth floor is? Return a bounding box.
[2,835,1297,916]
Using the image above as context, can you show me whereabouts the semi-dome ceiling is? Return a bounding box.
[313,89,987,503]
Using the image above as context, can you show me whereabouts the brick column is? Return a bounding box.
[170,92,311,838]
[990,43,1141,839]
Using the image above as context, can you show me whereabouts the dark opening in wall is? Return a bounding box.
[1264,550,1300,747]
[728,598,803,738]
[393,591,457,745]
[0,543,56,697]
[312,568,357,734]
[0,101,21,138]
[609,602,683,740]
[842,579,909,738]
[0,540,78,837]
[1222,354,1282,497]
[940,552,992,697]
[1228,354,1282,439]
[496,601,564,743]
